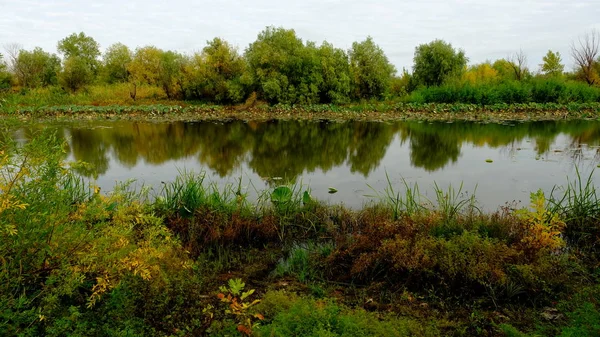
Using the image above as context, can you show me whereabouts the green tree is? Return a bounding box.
[390,69,416,97]
[462,62,499,84]
[57,32,101,75]
[101,42,132,83]
[11,47,60,87]
[128,46,162,85]
[158,50,186,99]
[539,50,564,77]
[59,56,93,91]
[412,39,467,87]
[245,26,322,104]
[349,37,396,99]
[492,59,517,82]
[127,46,185,99]
[184,37,248,103]
[317,41,351,103]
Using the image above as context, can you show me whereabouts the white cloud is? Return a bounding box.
[0,0,598,70]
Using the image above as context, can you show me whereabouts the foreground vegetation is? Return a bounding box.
[2,131,600,336]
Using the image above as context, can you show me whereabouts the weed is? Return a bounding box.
[216,278,264,336]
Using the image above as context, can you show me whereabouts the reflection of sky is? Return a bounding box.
[77,131,600,211]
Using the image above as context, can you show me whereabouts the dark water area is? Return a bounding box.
[6,119,600,210]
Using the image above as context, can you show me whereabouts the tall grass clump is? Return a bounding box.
[155,171,249,217]
[430,182,479,221]
[549,169,600,250]
[367,172,425,220]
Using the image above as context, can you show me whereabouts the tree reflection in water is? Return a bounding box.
[5,119,600,180]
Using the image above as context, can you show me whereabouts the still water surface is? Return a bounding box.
[9,119,600,209]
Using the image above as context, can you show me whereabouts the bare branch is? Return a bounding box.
[507,49,527,81]
[571,30,599,85]
[3,43,22,72]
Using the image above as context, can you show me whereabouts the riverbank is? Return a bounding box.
[3,101,600,123]
[2,132,600,336]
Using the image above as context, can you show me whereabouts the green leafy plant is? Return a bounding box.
[217,278,264,336]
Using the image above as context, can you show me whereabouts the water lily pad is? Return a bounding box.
[328,187,338,194]
[271,186,292,204]
[485,159,493,163]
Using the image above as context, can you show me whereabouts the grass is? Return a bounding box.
[252,291,441,337]
[155,170,250,217]
[548,168,600,266]
[367,173,478,221]
[366,172,425,219]
[430,181,479,221]
[1,83,168,107]
[272,242,334,282]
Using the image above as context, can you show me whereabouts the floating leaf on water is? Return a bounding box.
[271,186,292,204]
[485,159,493,163]
[328,187,338,194]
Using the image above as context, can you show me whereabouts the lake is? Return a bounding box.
[6,119,600,210]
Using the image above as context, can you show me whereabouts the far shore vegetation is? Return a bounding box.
[2,28,600,120]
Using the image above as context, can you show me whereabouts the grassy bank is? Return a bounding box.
[4,101,600,123]
[2,132,600,336]
[3,84,600,122]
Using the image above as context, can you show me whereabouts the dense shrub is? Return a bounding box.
[411,79,600,105]
[324,193,575,301]
[0,132,204,335]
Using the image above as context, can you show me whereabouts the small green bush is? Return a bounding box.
[255,291,439,337]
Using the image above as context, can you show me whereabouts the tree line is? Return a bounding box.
[1,27,600,104]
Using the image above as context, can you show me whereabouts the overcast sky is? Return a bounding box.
[1,0,599,73]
